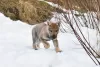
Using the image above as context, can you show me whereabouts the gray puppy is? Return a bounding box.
[32,21,61,52]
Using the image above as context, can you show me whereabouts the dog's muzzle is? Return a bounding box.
[46,35,57,40]
[51,35,56,40]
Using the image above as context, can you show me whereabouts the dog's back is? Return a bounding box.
[32,23,46,35]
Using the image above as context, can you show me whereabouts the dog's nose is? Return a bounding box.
[52,35,56,39]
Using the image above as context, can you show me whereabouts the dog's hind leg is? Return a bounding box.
[32,38,40,50]
[32,38,39,50]
[37,42,40,48]
[33,44,38,50]
[32,29,38,50]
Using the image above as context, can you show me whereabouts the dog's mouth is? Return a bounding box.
[50,35,57,40]
[47,35,57,40]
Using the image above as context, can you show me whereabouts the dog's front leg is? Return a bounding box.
[53,39,62,52]
[41,39,50,49]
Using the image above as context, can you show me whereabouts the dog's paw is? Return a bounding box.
[55,48,62,53]
[44,44,50,49]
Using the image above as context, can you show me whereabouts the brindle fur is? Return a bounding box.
[32,21,61,52]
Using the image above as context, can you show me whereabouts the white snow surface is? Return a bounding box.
[0,13,99,67]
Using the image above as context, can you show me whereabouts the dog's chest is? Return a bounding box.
[40,32,51,41]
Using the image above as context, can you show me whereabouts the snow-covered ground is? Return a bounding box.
[0,13,99,67]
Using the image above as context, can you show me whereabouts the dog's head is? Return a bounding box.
[47,21,60,39]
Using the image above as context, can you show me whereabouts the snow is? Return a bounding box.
[0,13,99,67]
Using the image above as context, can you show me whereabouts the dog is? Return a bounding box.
[32,21,61,52]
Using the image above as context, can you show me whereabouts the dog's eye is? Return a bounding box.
[55,30,58,32]
[49,29,52,32]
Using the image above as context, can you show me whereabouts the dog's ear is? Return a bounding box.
[57,21,60,27]
[47,20,51,26]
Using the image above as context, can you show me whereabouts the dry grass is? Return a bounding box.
[0,0,55,25]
